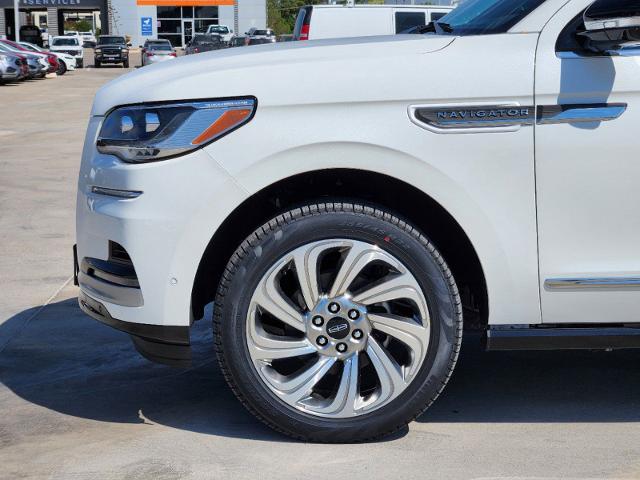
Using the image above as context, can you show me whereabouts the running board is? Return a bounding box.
[485,325,640,351]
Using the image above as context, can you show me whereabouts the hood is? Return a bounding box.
[92,35,455,116]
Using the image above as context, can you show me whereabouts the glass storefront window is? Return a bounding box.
[195,6,218,18]
[157,6,181,18]
[156,6,219,45]
[157,19,182,33]
[195,19,219,33]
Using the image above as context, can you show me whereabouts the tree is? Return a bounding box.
[267,0,324,35]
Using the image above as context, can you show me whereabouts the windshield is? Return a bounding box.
[19,43,39,52]
[150,44,173,51]
[208,26,229,34]
[432,0,547,36]
[52,38,79,46]
[99,36,125,45]
[252,30,271,36]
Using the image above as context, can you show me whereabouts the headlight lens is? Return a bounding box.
[97,98,256,162]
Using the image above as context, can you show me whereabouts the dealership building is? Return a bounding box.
[0,0,266,47]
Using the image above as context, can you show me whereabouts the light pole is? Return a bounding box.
[13,0,20,41]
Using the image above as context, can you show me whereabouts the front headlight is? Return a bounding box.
[95,48,102,53]
[97,98,256,162]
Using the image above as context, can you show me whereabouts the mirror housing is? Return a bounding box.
[579,1,640,53]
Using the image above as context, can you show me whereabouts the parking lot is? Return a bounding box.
[2,61,640,480]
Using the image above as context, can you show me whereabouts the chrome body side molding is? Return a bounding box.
[537,103,627,125]
[408,103,534,134]
[409,103,628,133]
[545,277,640,290]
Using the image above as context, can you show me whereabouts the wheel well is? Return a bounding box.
[191,169,488,329]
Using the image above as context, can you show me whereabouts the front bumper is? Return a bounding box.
[95,53,127,63]
[76,116,248,348]
[0,67,20,80]
[78,289,191,366]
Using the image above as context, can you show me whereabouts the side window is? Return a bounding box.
[395,12,426,34]
[430,12,448,22]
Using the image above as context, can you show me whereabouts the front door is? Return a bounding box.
[535,0,640,324]
[182,19,193,47]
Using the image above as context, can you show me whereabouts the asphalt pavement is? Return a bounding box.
[1,55,640,480]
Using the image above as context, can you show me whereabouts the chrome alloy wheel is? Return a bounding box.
[246,239,431,418]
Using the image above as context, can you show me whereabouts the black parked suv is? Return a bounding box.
[185,34,224,55]
[94,35,130,68]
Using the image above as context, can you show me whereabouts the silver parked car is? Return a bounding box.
[0,52,25,83]
[141,39,176,67]
[0,43,47,78]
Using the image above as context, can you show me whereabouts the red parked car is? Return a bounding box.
[0,39,59,74]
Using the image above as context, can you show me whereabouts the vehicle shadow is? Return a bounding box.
[1,296,639,444]
[0,296,408,443]
[419,333,640,424]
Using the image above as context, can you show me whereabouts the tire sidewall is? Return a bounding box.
[217,206,460,441]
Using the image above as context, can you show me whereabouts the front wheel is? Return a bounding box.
[57,61,67,76]
[214,203,462,442]
[123,59,129,68]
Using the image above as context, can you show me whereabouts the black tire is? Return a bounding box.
[57,61,67,76]
[77,59,84,69]
[93,59,100,68]
[214,203,462,442]
[123,59,129,68]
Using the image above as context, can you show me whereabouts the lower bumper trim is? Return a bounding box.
[79,290,191,367]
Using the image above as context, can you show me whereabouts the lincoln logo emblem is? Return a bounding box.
[328,324,348,334]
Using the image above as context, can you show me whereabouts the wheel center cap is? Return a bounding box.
[326,317,350,339]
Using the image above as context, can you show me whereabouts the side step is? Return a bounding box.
[485,325,640,351]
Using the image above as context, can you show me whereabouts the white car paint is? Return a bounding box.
[50,36,83,66]
[294,5,454,40]
[17,42,76,70]
[206,24,234,43]
[77,0,639,334]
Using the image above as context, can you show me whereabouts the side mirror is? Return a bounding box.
[127,42,132,47]
[578,1,640,54]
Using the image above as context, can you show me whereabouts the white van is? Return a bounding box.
[292,4,453,40]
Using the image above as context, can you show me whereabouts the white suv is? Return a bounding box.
[205,24,234,43]
[50,36,83,68]
[76,0,640,442]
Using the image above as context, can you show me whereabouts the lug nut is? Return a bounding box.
[352,329,363,340]
[328,302,340,314]
[317,336,328,347]
[348,309,360,320]
[312,316,324,327]
[336,342,348,353]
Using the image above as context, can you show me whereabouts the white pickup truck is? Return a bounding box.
[76,0,640,442]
